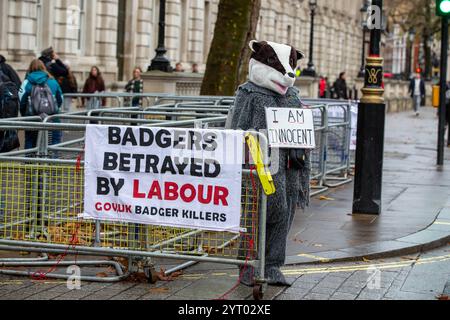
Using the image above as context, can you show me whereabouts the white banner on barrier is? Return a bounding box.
[350,105,358,151]
[266,108,316,149]
[82,125,244,233]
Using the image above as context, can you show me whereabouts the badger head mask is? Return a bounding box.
[248,40,305,95]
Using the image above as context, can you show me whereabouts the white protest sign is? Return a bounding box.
[266,108,316,149]
[82,125,244,233]
[350,105,358,151]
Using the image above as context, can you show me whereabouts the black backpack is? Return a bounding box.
[0,68,20,152]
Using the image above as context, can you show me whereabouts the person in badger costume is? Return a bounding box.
[229,40,311,287]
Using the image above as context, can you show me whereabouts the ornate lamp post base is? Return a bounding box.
[148,48,172,72]
[147,0,172,73]
[302,66,316,77]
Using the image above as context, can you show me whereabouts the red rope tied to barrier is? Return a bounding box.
[30,151,84,281]
[215,165,258,300]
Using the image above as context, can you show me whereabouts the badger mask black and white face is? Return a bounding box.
[248,40,305,95]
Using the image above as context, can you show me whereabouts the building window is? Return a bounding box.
[287,25,292,44]
[258,15,263,39]
[180,0,189,62]
[77,0,86,52]
[151,0,160,55]
[274,18,278,40]
[67,0,86,53]
[36,0,43,51]
[203,1,211,62]
[117,0,126,80]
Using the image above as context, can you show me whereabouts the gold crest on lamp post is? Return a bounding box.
[360,56,384,104]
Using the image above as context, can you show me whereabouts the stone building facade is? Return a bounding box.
[0,0,365,87]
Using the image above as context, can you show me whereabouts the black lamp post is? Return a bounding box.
[302,0,317,77]
[406,28,415,78]
[352,0,386,215]
[358,0,370,78]
[148,0,172,72]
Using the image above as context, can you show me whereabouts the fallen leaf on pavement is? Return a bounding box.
[96,272,109,278]
[400,256,416,261]
[156,268,183,282]
[362,257,371,262]
[319,196,335,201]
[128,272,148,283]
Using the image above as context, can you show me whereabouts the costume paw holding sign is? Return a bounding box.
[229,40,312,287]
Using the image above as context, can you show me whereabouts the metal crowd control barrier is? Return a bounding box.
[303,99,355,193]
[323,103,352,187]
[310,105,329,196]
[0,121,270,299]
[64,93,235,110]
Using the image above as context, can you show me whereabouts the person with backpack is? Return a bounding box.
[0,55,21,153]
[19,59,63,150]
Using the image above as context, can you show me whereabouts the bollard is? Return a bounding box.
[433,85,440,108]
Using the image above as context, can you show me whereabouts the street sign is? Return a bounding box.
[436,0,450,16]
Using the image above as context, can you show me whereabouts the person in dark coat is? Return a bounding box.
[333,72,348,99]
[0,55,21,89]
[408,73,426,116]
[0,55,21,154]
[445,83,450,147]
[39,47,69,79]
[57,61,78,112]
[82,66,106,109]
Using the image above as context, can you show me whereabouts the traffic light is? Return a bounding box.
[437,0,450,16]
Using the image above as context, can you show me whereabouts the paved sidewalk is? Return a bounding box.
[286,106,450,264]
[1,244,449,300]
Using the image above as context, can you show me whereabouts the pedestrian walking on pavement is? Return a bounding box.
[319,76,327,98]
[19,59,63,150]
[409,73,425,117]
[58,60,78,112]
[445,82,450,147]
[39,47,69,80]
[0,55,22,89]
[333,72,348,100]
[82,66,106,110]
[125,67,144,108]
[0,54,21,153]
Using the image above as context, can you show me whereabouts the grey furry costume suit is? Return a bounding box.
[230,81,311,285]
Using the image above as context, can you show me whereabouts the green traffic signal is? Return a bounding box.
[437,0,450,16]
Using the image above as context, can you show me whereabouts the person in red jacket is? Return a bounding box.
[319,76,327,98]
